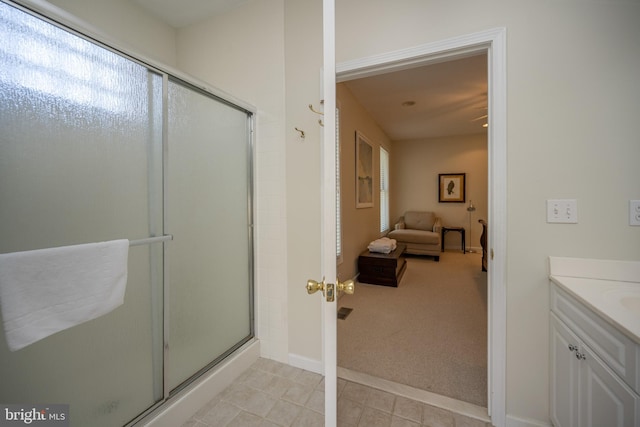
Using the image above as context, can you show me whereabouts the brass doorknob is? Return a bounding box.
[337,279,355,295]
[307,278,354,302]
[307,279,325,295]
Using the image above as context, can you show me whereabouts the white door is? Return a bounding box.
[322,1,338,425]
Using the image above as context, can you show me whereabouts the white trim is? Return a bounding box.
[335,27,508,427]
[288,353,324,375]
[141,340,260,427]
[336,28,503,82]
[487,27,508,427]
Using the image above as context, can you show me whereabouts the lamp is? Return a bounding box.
[467,200,476,253]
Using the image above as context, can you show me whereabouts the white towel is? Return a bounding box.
[0,239,129,351]
[368,237,397,254]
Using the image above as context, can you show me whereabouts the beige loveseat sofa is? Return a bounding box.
[387,211,442,260]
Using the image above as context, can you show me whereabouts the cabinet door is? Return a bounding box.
[579,345,639,427]
[550,314,580,427]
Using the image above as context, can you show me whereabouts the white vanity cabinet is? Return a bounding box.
[550,283,640,427]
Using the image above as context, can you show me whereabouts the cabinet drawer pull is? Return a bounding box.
[568,344,578,352]
[575,352,586,361]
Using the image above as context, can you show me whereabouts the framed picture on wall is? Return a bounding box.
[356,131,373,208]
[438,173,466,203]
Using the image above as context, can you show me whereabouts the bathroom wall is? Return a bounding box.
[282,0,324,368]
[336,1,640,425]
[46,0,177,66]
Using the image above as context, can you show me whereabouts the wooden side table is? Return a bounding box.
[441,226,466,254]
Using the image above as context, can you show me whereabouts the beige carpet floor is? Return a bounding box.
[337,251,488,407]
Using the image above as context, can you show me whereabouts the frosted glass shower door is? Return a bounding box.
[0,2,164,426]
[166,80,253,392]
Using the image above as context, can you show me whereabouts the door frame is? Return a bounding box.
[324,27,508,426]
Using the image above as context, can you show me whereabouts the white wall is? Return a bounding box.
[392,134,488,251]
[46,0,177,66]
[283,0,324,368]
[337,1,640,425]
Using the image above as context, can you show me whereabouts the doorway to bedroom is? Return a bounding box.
[335,52,489,409]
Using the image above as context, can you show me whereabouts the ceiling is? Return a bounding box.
[341,53,488,141]
[131,1,488,141]
[131,0,249,28]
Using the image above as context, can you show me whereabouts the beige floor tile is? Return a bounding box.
[198,400,241,426]
[365,388,396,413]
[229,387,277,417]
[262,375,296,398]
[265,400,302,426]
[358,406,392,427]
[294,407,324,427]
[337,397,364,426]
[281,382,314,406]
[293,369,324,388]
[421,404,454,427]
[178,359,489,427]
[340,381,372,404]
[225,411,265,427]
[244,368,277,390]
[305,389,325,414]
[393,396,423,423]
[180,419,207,427]
[390,416,421,427]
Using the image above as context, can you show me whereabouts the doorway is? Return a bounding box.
[328,28,507,425]
[336,54,488,407]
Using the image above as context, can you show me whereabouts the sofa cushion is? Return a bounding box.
[387,229,440,245]
[404,211,435,231]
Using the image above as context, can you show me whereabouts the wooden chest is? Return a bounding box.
[357,244,406,287]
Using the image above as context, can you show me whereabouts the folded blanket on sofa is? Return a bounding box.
[368,237,397,254]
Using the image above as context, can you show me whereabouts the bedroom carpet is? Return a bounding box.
[337,251,488,407]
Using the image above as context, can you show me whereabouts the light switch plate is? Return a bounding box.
[547,199,578,223]
[630,200,640,226]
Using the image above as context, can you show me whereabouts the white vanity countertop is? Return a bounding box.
[549,257,640,344]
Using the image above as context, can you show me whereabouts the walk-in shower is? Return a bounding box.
[0,2,255,425]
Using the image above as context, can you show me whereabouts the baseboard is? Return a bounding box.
[288,353,323,375]
[141,339,260,426]
[505,414,551,427]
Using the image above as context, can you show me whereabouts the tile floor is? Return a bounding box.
[181,358,491,427]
